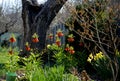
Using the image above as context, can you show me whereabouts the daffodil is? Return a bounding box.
[89,53,93,59]
[94,51,104,61]
[87,57,92,63]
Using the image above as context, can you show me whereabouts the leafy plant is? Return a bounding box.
[0,47,20,73]
[87,52,112,80]
[47,44,78,71]
[23,65,79,81]
[20,52,42,80]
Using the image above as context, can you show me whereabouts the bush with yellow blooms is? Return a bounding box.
[87,52,112,80]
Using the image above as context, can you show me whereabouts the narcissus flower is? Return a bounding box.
[87,58,92,63]
[9,34,16,43]
[87,51,104,63]
[89,53,93,59]
[94,52,104,61]
[87,53,93,63]
[32,33,39,43]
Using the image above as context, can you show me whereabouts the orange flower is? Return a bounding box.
[65,44,70,51]
[25,46,31,51]
[55,37,61,46]
[67,37,74,42]
[57,32,64,37]
[68,46,75,54]
[67,34,74,42]
[55,40,61,46]
[69,50,75,54]
[32,33,39,43]
[32,38,39,43]
[9,34,16,43]
[57,29,64,37]
[65,47,70,51]
[25,42,31,51]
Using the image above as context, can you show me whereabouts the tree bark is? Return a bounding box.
[21,0,67,52]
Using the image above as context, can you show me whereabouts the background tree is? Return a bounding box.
[21,0,67,53]
[0,0,22,36]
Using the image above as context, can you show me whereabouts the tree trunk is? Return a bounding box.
[21,0,67,53]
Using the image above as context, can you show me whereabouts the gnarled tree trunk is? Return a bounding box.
[21,0,67,53]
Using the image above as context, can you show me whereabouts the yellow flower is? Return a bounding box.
[94,55,98,61]
[115,49,120,56]
[87,57,92,63]
[94,51,104,61]
[89,53,93,59]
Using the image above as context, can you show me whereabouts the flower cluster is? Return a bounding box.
[87,51,104,63]
[47,29,64,47]
[94,52,104,60]
[25,33,39,51]
[65,44,75,54]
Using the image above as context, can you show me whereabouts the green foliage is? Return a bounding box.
[93,58,112,80]
[22,65,79,81]
[0,47,10,63]
[63,74,79,81]
[47,44,78,71]
[4,53,20,72]
[20,52,42,80]
[0,47,20,74]
[44,66,64,81]
[21,53,42,71]
[0,46,79,81]
[0,63,6,76]
[47,44,88,73]
[88,52,112,80]
[74,51,88,70]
